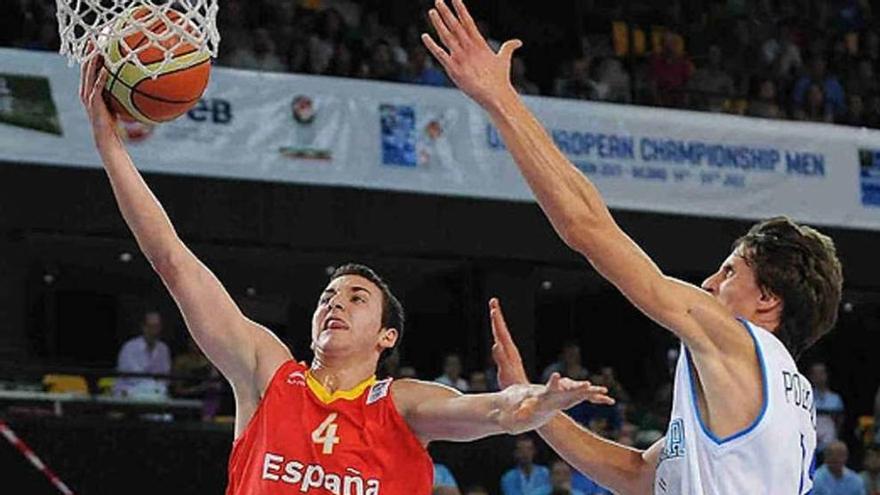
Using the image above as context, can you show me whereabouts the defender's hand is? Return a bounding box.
[495,374,614,434]
[490,298,614,404]
[421,0,522,110]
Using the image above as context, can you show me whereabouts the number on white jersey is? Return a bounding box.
[312,413,341,455]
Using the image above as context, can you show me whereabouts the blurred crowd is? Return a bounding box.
[5,0,880,128]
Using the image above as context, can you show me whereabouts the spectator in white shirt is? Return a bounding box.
[435,353,468,392]
[114,311,172,398]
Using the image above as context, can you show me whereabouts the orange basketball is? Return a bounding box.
[103,6,212,125]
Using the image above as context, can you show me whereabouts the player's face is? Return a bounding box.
[311,275,396,360]
[701,249,766,320]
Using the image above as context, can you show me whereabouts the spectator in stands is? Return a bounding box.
[501,435,552,495]
[747,78,784,119]
[541,342,589,383]
[400,44,448,87]
[555,56,599,101]
[846,59,879,99]
[308,8,348,75]
[434,462,462,495]
[792,57,846,118]
[617,422,638,447]
[687,45,735,112]
[865,31,880,65]
[511,57,540,95]
[761,21,803,79]
[226,28,287,72]
[549,459,587,495]
[812,441,866,495]
[325,42,356,77]
[435,353,468,392]
[839,94,866,127]
[464,486,490,495]
[114,310,172,398]
[364,39,402,82]
[648,31,693,107]
[398,365,418,379]
[593,57,632,104]
[172,337,223,421]
[861,445,880,495]
[468,370,489,393]
[836,0,870,34]
[793,83,835,123]
[811,362,846,452]
[866,93,880,129]
[572,469,611,495]
[598,366,630,404]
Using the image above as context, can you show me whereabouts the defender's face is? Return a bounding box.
[701,249,765,320]
[311,275,394,359]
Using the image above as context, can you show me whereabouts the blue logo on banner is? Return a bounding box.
[380,104,417,167]
[860,149,880,207]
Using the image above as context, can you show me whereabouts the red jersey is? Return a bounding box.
[226,360,433,495]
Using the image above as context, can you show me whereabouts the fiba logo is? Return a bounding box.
[279,95,332,160]
[292,96,316,125]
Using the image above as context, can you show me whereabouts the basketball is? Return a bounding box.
[103,6,211,125]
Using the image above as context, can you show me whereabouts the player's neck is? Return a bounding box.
[309,354,377,393]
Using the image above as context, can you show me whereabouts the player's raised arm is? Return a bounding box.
[392,370,613,444]
[79,58,291,405]
[489,298,658,494]
[421,0,748,355]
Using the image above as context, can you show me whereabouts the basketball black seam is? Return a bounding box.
[105,58,210,105]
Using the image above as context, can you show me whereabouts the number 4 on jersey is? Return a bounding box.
[312,413,341,454]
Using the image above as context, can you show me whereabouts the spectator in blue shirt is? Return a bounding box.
[813,441,866,495]
[792,57,846,118]
[501,435,552,495]
[434,463,462,495]
[400,45,449,87]
[549,459,588,495]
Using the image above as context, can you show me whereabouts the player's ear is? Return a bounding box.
[756,287,782,314]
[378,327,399,350]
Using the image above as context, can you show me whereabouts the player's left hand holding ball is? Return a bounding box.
[79,55,117,140]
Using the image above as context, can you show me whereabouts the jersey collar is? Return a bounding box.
[305,370,377,404]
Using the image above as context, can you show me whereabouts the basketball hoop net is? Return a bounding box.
[55,0,220,77]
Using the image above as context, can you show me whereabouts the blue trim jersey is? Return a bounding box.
[654,319,817,494]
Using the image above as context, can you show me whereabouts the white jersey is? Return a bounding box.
[654,319,817,494]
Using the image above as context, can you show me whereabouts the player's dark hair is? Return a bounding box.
[733,217,843,358]
[329,263,404,366]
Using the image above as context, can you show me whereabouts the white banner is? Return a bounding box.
[1,48,879,230]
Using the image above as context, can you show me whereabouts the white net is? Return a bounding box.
[55,0,220,77]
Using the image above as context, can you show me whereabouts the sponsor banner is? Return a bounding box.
[1,48,879,230]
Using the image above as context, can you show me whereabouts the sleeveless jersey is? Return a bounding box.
[654,319,816,494]
[226,360,433,495]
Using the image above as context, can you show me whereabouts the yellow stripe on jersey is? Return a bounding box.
[305,371,376,404]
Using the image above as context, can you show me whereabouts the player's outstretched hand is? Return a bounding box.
[489,297,615,434]
[79,54,117,138]
[421,0,521,110]
[495,373,615,434]
[489,298,529,389]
